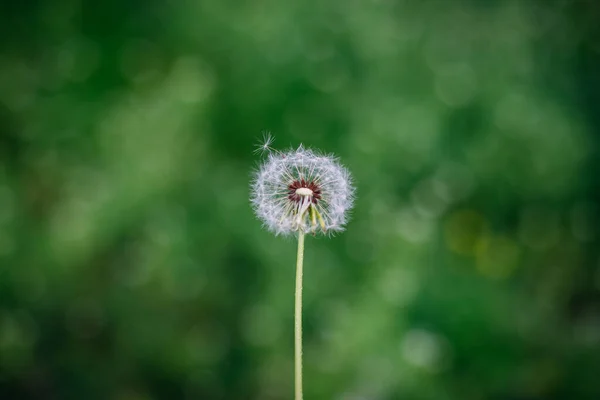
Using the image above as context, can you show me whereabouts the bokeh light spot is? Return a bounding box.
[445,210,488,256]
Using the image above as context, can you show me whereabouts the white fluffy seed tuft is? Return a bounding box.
[251,144,355,236]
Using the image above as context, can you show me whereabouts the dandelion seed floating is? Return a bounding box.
[253,131,275,155]
[250,137,355,400]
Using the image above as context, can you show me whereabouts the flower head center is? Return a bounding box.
[288,179,322,204]
[295,188,313,196]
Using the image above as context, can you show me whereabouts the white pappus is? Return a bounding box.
[251,141,355,236]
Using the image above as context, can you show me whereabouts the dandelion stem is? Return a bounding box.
[294,231,305,400]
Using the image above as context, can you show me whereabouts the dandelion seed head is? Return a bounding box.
[251,144,355,236]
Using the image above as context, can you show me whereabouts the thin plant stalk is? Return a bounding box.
[294,231,305,400]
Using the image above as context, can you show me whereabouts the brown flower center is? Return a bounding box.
[288,179,322,204]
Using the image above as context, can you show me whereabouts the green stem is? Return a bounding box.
[295,231,305,400]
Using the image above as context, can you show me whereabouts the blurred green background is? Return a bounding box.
[1,0,600,399]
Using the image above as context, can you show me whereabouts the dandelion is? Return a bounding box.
[250,139,355,400]
[251,145,354,236]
